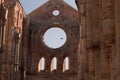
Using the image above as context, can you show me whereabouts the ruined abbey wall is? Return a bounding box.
[0,0,120,80]
[77,0,120,80]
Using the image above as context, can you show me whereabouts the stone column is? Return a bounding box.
[76,0,87,80]
[92,0,101,80]
[101,0,115,80]
[0,7,8,80]
[20,17,29,80]
[115,0,120,80]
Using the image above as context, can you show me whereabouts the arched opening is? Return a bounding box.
[51,57,57,71]
[38,57,45,72]
[63,57,69,72]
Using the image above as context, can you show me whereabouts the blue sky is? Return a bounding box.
[43,28,67,49]
[19,0,77,14]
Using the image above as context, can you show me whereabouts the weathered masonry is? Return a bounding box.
[0,0,120,80]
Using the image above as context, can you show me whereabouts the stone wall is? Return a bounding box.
[22,0,80,80]
[1,0,120,80]
[76,0,120,80]
[0,0,25,80]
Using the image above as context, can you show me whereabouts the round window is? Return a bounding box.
[52,10,60,16]
[43,27,67,49]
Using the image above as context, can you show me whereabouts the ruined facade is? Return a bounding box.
[0,0,120,80]
[0,0,25,80]
[25,0,79,80]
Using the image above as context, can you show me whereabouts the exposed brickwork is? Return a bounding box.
[25,0,79,80]
[1,0,120,80]
[76,0,120,80]
[0,0,25,80]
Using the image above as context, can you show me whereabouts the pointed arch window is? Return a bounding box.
[63,57,69,72]
[51,57,57,71]
[38,57,45,72]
